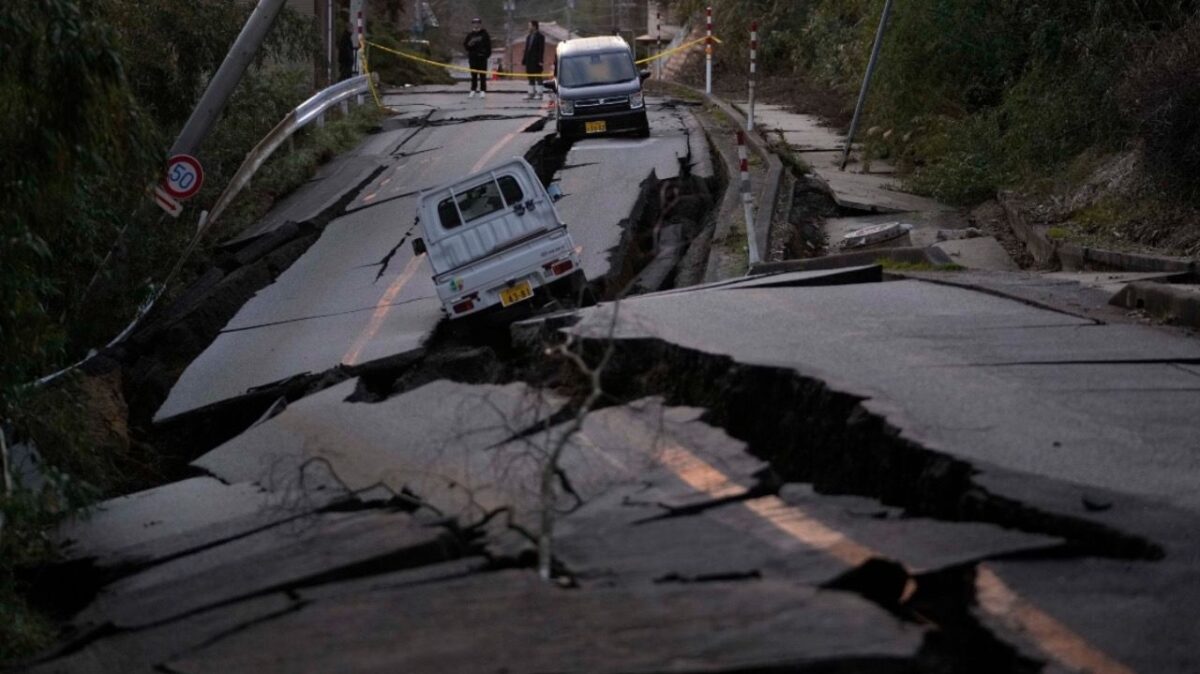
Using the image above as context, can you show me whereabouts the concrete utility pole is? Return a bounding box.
[841,0,894,171]
[504,0,515,72]
[325,0,334,86]
[566,0,575,38]
[350,0,364,73]
[170,0,289,158]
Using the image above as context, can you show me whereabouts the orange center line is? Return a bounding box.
[341,129,524,366]
[342,253,425,366]
[657,442,1135,674]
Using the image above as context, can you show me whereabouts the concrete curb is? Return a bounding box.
[998,192,1198,274]
[660,81,785,276]
[703,94,784,265]
[749,246,954,275]
[1110,282,1200,329]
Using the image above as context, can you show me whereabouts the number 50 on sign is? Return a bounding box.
[164,154,204,201]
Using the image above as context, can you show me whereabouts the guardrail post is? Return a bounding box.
[737,130,761,265]
[705,6,713,95]
[317,111,326,128]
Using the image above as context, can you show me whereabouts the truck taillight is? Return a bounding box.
[543,259,574,277]
[452,292,479,315]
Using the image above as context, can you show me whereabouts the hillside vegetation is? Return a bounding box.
[676,0,1200,255]
[0,1,388,659]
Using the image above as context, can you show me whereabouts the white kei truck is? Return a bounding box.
[411,158,585,319]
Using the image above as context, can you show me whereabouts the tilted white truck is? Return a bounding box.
[411,158,585,319]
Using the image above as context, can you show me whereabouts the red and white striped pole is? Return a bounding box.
[737,130,761,264]
[748,21,758,131]
[705,6,713,95]
[354,11,364,75]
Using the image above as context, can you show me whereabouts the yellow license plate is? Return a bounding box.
[585,120,607,134]
[499,280,534,307]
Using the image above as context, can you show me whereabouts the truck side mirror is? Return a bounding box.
[547,183,564,202]
[412,237,427,256]
[639,70,652,81]
[544,80,557,92]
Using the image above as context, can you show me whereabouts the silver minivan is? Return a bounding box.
[546,36,651,141]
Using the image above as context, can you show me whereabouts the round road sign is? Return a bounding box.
[164,154,204,200]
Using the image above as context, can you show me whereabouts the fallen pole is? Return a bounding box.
[841,0,894,171]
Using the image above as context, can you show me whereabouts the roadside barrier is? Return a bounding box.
[736,130,762,265]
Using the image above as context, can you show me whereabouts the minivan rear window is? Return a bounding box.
[558,51,637,87]
[436,175,525,230]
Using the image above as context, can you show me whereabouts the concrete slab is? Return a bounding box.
[805,151,952,214]
[74,509,454,629]
[749,104,844,152]
[27,594,298,674]
[561,280,1200,514]
[164,571,926,673]
[54,478,313,569]
[826,211,971,250]
[554,103,695,282]
[157,109,561,421]
[934,236,1019,271]
[195,380,565,526]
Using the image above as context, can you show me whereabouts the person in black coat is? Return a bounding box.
[522,20,546,100]
[463,17,492,97]
[338,28,355,81]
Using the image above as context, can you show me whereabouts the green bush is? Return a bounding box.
[1119,15,1200,197]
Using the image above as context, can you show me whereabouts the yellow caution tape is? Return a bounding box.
[636,35,722,65]
[367,40,555,78]
[365,34,722,82]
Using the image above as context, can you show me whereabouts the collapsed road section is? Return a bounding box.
[29,259,1200,674]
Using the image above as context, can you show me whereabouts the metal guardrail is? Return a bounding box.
[28,74,380,391]
[205,74,375,230]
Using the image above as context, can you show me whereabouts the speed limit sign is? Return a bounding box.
[164,154,204,201]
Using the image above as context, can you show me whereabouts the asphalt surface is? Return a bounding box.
[33,82,1200,674]
[156,82,695,422]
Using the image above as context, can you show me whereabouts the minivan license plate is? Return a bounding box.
[585,120,607,134]
[499,281,534,307]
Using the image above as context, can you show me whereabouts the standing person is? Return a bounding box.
[338,28,355,81]
[463,17,491,98]
[522,20,546,100]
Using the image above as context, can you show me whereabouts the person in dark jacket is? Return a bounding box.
[522,20,546,100]
[463,17,492,98]
[338,28,355,81]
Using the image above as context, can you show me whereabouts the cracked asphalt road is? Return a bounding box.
[33,82,1200,674]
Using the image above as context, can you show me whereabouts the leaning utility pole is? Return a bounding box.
[170,0,289,158]
[841,0,894,171]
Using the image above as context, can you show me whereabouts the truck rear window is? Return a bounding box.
[437,175,525,230]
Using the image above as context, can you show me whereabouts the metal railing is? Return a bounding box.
[205,73,375,230]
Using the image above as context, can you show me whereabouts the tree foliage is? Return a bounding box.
[673,0,1200,204]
